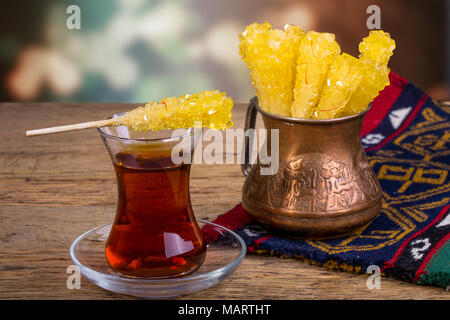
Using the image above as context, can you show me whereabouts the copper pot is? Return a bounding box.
[242,97,382,239]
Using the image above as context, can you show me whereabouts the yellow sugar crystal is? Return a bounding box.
[359,30,395,65]
[342,31,395,116]
[291,31,341,119]
[239,23,305,116]
[341,61,390,116]
[116,90,234,131]
[314,53,363,119]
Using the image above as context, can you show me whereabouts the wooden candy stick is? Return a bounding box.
[25,118,115,137]
[25,90,234,137]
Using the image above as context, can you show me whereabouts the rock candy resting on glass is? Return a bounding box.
[342,30,396,117]
[291,31,341,119]
[314,53,363,119]
[115,90,234,131]
[239,22,305,116]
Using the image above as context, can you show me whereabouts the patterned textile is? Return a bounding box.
[209,72,450,289]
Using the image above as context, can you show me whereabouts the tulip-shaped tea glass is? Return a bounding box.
[98,115,206,278]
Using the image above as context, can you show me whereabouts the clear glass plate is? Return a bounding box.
[70,220,246,299]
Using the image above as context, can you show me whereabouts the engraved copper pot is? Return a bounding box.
[242,97,382,239]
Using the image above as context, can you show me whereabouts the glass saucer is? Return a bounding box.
[70,220,246,299]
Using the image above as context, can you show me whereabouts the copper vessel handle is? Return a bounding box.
[241,97,258,176]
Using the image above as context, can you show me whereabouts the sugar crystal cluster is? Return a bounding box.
[342,31,396,117]
[239,23,305,116]
[292,31,341,118]
[116,90,234,131]
[239,23,396,119]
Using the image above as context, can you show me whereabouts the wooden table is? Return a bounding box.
[0,102,448,300]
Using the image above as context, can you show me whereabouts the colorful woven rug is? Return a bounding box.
[210,72,450,289]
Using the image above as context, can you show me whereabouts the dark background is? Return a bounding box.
[0,0,448,103]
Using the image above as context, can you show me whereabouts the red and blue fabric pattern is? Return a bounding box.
[208,72,450,289]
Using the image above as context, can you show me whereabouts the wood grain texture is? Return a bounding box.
[0,102,448,300]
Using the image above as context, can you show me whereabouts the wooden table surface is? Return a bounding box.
[0,102,448,300]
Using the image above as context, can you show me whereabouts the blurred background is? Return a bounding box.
[0,0,448,103]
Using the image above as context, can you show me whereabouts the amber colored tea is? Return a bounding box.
[105,151,206,278]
